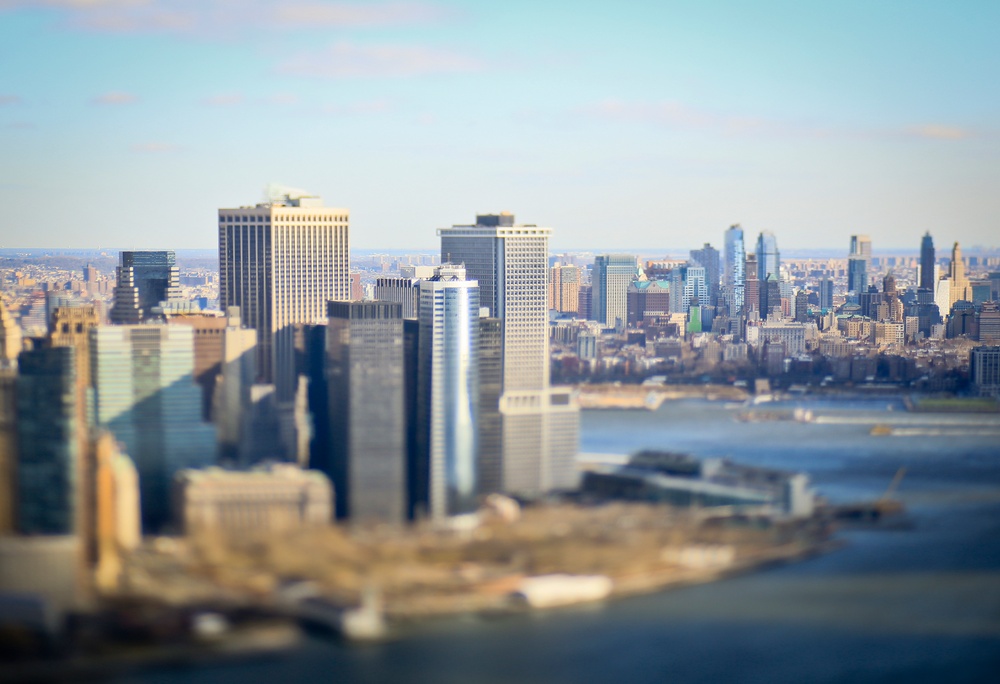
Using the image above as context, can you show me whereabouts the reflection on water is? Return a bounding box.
[112,398,1000,684]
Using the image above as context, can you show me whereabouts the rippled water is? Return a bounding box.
[113,398,1000,684]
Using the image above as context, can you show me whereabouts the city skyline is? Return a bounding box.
[1,1,998,251]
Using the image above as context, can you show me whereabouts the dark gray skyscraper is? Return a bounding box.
[327,301,405,524]
[16,346,79,535]
[920,232,936,292]
[110,251,180,324]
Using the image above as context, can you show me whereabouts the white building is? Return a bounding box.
[438,214,579,496]
[218,188,350,401]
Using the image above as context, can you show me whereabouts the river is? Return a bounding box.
[111,397,1000,683]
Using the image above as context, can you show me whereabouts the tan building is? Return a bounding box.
[89,432,141,591]
[949,242,970,308]
[549,264,580,313]
[0,370,16,534]
[0,299,22,368]
[48,305,100,389]
[173,464,333,537]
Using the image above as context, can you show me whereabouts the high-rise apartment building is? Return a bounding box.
[438,214,579,496]
[920,232,936,292]
[847,234,871,295]
[690,243,720,308]
[326,301,405,524]
[549,264,581,313]
[755,231,781,281]
[110,251,181,324]
[744,254,760,314]
[723,226,745,316]
[219,190,350,400]
[90,325,217,531]
[592,255,637,327]
[415,265,480,519]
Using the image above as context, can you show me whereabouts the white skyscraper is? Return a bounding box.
[218,188,350,400]
[417,265,480,518]
[438,214,579,496]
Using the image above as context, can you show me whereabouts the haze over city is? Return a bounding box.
[1,0,998,251]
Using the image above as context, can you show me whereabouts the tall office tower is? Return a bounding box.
[592,255,637,327]
[920,232,936,292]
[850,234,872,263]
[477,317,503,497]
[90,430,141,590]
[760,274,782,318]
[683,265,707,314]
[794,290,809,322]
[438,214,579,496]
[414,265,480,519]
[375,276,421,319]
[549,264,581,313]
[219,190,350,401]
[847,234,871,295]
[668,265,687,314]
[723,226,746,315]
[949,242,970,307]
[16,347,80,534]
[690,243,720,308]
[755,231,781,281]
[213,309,258,461]
[744,254,760,312]
[577,285,593,320]
[110,251,181,324]
[326,301,405,524]
[0,370,16,533]
[91,325,217,531]
[0,300,22,368]
[819,278,834,310]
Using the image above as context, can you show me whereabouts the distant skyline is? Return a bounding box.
[1,1,998,250]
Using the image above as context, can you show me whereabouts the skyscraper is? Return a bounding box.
[723,225,746,316]
[949,242,970,308]
[744,254,760,313]
[848,234,871,295]
[819,278,834,310]
[91,325,217,531]
[592,254,637,327]
[219,189,350,400]
[755,231,781,281]
[549,264,581,313]
[689,243,720,309]
[0,300,22,369]
[438,214,579,496]
[415,265,480,519]
[326,301,405,524]
[16,346,80,535]
[110,251,181,324]
[920,232,936,292]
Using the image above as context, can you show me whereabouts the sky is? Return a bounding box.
[0,0,997,252]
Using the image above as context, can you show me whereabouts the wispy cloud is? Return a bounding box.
[92,90,138,105]
[262,93,300,106]
[0,94,22,105]
[279,41,482,79]
[0,1,451,35]
[322,98,392,115]
[906,124,970,140]
[201,93,243,107]
[131,141,177,153]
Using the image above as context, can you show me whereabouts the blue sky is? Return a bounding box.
[0,0,997,251]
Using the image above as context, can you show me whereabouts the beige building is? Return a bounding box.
[173,464,332,537]
[219,189,350,402]
[0,300,21,368]
[548,264,581,313]
[89,432,141,591]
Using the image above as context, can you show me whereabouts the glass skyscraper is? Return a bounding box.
[592,254,638,327]
[110,251,181,324]
[91,325,217,531]
[755,231,781,281]
[920,232,936,292]
[723,225,745,316]
[416,265,480,518]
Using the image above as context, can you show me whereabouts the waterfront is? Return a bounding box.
[108,398,1000,683]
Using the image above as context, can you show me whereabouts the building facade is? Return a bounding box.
[723,226,745,316]
[326,301,405,524]
[110,251,181,324]
[592,255,637,327]
[218,191,350,401]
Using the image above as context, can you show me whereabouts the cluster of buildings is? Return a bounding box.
[546,227,1000,396]
[1,195,581,568]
